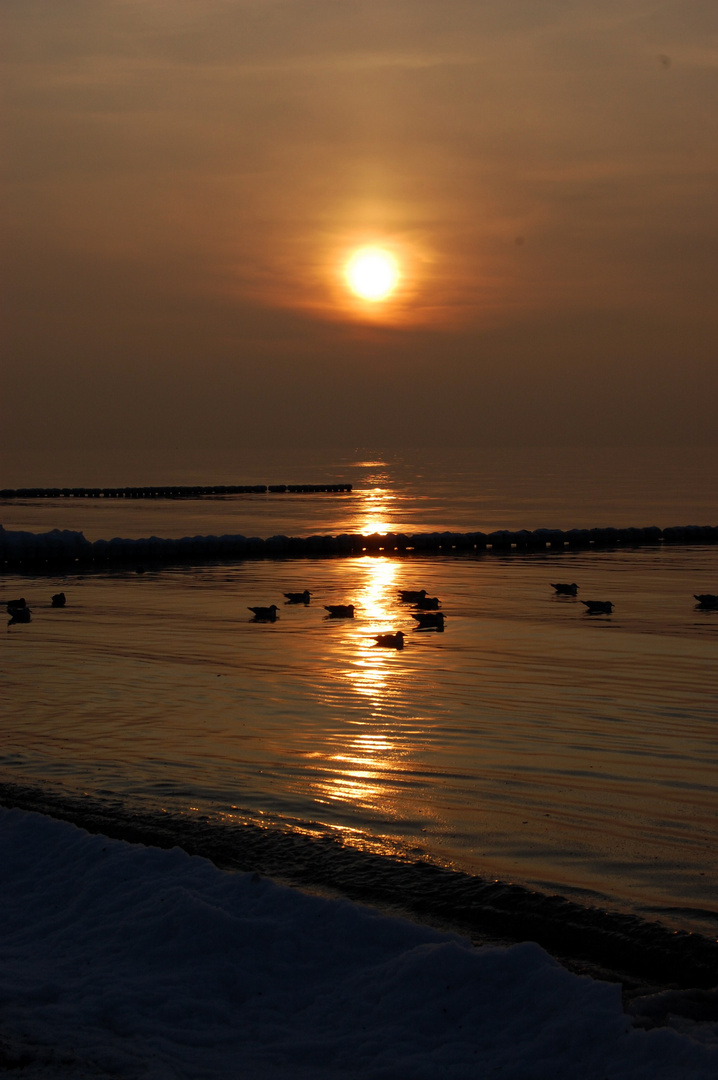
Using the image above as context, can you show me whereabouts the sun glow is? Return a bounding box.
[345,247,400,301]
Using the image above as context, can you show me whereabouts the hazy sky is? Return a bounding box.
[3,0,717,467]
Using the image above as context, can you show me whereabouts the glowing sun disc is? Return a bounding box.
[345,248,399,301]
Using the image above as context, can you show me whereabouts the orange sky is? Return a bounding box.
[2,0,717,466]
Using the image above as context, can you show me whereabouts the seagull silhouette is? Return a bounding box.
[412,612,445,631]
[373,631,405,648]
[551,583,578,596]
[8,606,31,625]
[325,604,355,618]
[248,605,279,621]
[581,600,613,614]
[398,589,427,603]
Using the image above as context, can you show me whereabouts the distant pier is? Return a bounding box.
[0,484,352,499]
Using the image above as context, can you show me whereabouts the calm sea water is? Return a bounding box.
[2,447,718,937]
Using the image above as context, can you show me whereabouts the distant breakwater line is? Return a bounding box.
[0,483,351,499]
[2,523,718,569]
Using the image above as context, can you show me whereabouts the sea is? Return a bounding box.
[2,444,718,962]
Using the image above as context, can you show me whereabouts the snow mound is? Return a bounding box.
[0,808,716,1079]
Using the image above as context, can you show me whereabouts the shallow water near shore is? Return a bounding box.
[2,446,718,944]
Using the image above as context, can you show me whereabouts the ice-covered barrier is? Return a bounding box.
[1,522,717,568]
[0,525,93,566]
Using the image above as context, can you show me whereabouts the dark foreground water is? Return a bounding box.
[2,446,717,983]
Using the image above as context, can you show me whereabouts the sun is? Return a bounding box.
[345,247,400,302]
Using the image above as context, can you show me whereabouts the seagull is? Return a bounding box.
[581,600,613,614]
[325,604,355,618]
[551,583,578,596]
[373,631,405,648]
[398,589,427,603]
[415,596,441,610]
[51,592,66,607]
[412,612,445,631]
[248,605,279,621]
[8,606,31,625]
[694,594,718,609]
[284,591,311,604]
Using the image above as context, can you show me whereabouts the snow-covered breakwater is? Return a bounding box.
[1,523,718,568]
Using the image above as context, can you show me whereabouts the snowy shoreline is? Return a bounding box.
[1,806,718,1079]
[2,781,716,1001]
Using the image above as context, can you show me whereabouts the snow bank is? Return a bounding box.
[0,808,716,1079]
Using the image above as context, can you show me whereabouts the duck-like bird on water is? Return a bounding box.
[51,592,66,607]
[694,594,718,609]
[284,591,311,604]
[398,589,427,603]
[7,603,31,625]
[412,612,445,631]
[581,600,613,614]
[249,605,279,621]
[551,583,578,596]
[325,604,355,618]
[415,596,441,610]
[373,631,405,648]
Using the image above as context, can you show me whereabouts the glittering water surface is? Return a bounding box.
[3,445,718,540]
[2,448,718,937]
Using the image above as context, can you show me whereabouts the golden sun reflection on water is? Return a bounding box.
[312,558,417,812]
[345,558,402,703]
[361,520,393,535]
[352,480,397,538]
